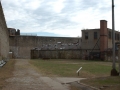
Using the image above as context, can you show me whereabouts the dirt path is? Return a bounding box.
[2,59,69,90]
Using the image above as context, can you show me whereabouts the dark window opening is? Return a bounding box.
[117,34,119,40]
[94,32,97,39]
[115,33,119,40]
[85,32,88,39]
[115,33,117,40]
[119,34,120,40]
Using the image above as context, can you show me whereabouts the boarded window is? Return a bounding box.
[85,32,88,39]
[109,31,111,39]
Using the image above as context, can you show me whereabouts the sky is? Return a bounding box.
[1,0,120,37]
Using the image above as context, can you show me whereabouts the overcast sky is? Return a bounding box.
[1,0,120,37]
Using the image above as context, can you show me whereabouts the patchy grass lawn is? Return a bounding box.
[0,59,15,89]
[30,59,119,78]
[30,59,120,90]
[81,76,120,90]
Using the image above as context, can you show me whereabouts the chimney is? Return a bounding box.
[100,20,108,60]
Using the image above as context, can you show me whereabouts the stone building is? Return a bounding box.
[0,1,119,60]
[8,20,120,60]
[8,28,20,36]
[81,20,120,60]
[0,1,9,60]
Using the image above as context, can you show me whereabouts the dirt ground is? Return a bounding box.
[2,59,70,90]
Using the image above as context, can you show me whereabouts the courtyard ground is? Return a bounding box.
[0,59,15,89]
[2,59,85,90]
[1,59,120,90]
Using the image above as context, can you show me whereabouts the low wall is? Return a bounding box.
[31,49,83,59]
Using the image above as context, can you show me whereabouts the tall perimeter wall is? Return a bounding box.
[0,2,9,60]
[9,36,81,59]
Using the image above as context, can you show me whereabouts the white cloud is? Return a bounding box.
[4,8,26,21]
[1,0,120,37]
[44,28,81,37]
[24,0,43,10]
[52,0,65,13]
[45,0,65,13]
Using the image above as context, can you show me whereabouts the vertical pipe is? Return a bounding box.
[112,0,116,69]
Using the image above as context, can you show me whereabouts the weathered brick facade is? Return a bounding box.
[0,2,9,60]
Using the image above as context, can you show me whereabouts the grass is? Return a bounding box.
[30,59,120,90]
[0,59,15,89]
[83,77,120,85]
[0,59,119,90]
[30,59,119,78]
[81,76,120,90]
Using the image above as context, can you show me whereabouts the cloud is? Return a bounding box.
[46,0,65,13]
[1,0,120,37]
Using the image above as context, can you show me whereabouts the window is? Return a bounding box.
[117,34,119,40]
[94,32,97,39]
[119,34,120,40]
[109,31,111,39]
[114,33,119,40]
[115,33,117,40]
[85,32,88,39]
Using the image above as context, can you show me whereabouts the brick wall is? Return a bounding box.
[100,20,108,52]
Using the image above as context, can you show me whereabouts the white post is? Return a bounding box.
[76,67,82,76]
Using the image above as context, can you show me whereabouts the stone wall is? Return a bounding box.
[0,2,9,60]
[9,36,81,59]
[31,49,82,59]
